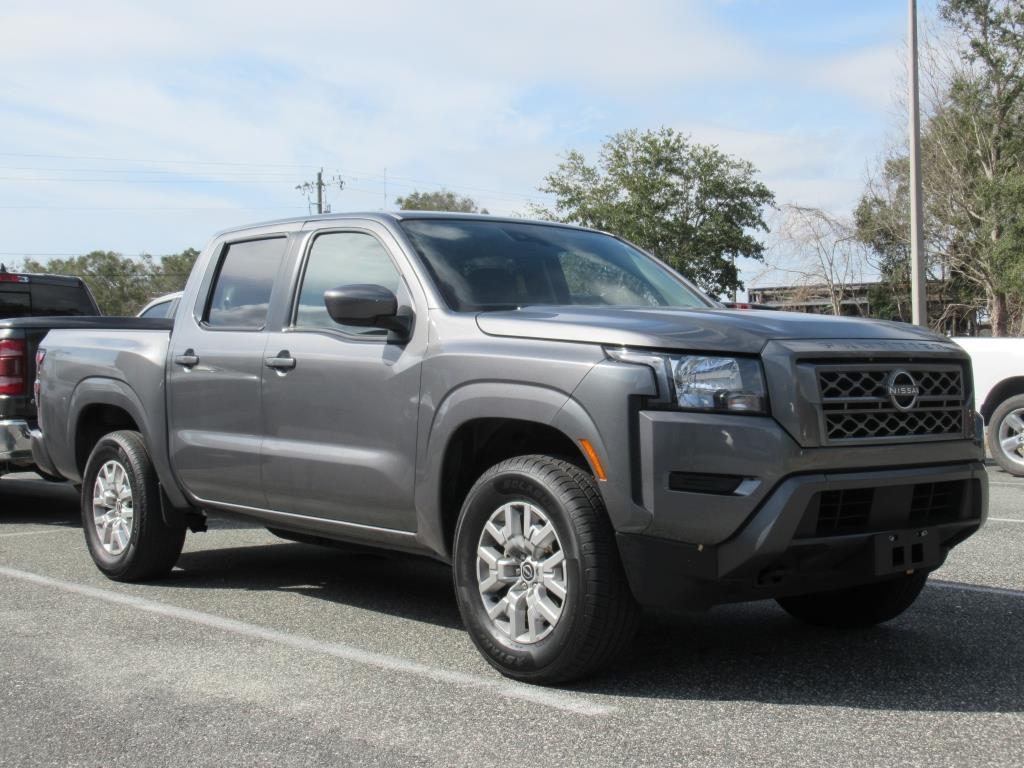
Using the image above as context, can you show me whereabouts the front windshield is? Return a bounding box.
[399,219,712,311]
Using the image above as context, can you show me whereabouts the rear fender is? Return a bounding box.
[67,378,192,522]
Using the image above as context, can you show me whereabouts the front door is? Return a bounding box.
[260,228,423,531]
[167,235,288,509]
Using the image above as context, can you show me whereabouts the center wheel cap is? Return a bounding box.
[521,562,536,581]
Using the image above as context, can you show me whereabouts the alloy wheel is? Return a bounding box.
[91,460,134,556]
[476,501,568,644]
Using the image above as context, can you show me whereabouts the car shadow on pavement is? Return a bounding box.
[0,476,80,526]
[168,539,1023,713]
[171,541,464,629]
[580,585,1024,713]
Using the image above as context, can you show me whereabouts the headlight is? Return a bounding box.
[606,348,768,414]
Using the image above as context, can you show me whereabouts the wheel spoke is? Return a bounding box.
[503,505,523,542]
[484,520,506,546]
[507,592,527,640]
[539,549,564,570]
[529,522,555,548]
[487,595,509,621]
[1001,436,1020,454]
[542,572,567,600]
[529,591,561,626]
[1005,412,1024,433]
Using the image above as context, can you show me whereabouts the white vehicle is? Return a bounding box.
[955,337,1024,476]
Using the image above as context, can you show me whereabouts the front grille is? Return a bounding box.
[909,481,964,526]
[816,488,874,535]
[797,479,973,538]
[816,362,966,444]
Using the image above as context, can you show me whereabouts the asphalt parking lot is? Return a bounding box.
[1,469,1021,767]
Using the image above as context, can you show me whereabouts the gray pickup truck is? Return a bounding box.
[32,213,988,683]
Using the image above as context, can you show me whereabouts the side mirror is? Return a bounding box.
[323,284,411,339]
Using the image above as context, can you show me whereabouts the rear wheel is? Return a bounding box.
[776,571,928,629]
[82,430,186,581]
[987,394,1024,477]
[452,455,638,684]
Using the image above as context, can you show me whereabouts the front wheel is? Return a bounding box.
[987,394,1024,477]
[82,430,186,582]
[776,571,929,629]
[452,455,638,684]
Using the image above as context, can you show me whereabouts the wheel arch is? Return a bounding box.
[980,377,1024,423]
[67,378,192,517]
[415,382,606,561]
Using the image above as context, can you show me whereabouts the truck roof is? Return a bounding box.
[0,271,91,288]
[210,210,596,239]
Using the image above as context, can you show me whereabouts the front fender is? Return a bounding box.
[414,382,586,559]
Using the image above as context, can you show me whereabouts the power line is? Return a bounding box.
[0,177,304,184]
[0,151,319,169]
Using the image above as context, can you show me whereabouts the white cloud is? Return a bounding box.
[812,44,903,110]
[0,0,906,261]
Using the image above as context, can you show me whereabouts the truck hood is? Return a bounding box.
[475,306,951,354]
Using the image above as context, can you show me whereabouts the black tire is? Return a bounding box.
[776,571,929,629]
[986,394,1024,477]
[452,455,638,684]
[81,430,186,582]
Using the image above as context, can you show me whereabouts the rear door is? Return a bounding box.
[167,234,290,509]
[259,224,426,531]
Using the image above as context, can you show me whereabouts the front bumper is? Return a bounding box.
[618,460,987,610]
[0,419,34,466]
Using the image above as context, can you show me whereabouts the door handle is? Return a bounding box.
[174,350,199,367]
[265,351,296,371]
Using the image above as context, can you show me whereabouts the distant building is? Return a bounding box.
[747,280,984,335]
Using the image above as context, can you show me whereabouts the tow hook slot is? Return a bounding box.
[874,529,939,575]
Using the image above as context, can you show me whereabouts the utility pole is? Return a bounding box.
[908,0,927,326]
[296,168,345,215]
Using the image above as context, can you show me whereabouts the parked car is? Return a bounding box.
[953,337,1024,476]
[137,292,181,319]
[0,270,101,478]
[32,213,987,683]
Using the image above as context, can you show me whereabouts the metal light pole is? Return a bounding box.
[908,0,928,326]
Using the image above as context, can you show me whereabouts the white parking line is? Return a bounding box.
[0,565,613,717]
[0,529,71,538]
[930,580,1024,598]
[987,517,1024,524]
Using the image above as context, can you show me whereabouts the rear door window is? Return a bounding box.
[205,238,288,329]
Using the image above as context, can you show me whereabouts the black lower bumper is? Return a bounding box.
[617,461,987,610]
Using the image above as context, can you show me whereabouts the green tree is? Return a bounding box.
[148,247,200,297]
[859,0,1024,335]
[854,157,914,322]
[395,189,488,214]
[21,247,199,316]
[534,127,775,298]
[21,251,154,316]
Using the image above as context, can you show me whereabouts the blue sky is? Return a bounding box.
[0,0,939,294]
